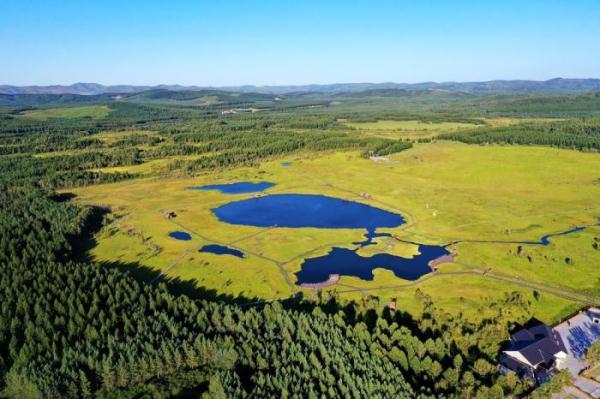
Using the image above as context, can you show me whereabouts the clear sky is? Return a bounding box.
[1,0,599,86]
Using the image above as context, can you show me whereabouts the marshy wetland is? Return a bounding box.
[72,141,600,322]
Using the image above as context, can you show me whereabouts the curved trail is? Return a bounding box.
[164,217,298,295]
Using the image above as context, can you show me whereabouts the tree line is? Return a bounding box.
[440,119,600,151]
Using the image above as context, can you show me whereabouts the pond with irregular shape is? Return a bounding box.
[212,194,405,229]
[188,181,275,194]
[200,244,245,258]
[211,193,426,283]
[295,244,449,284]
[169,231,192,241]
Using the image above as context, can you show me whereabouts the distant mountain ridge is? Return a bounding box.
[1,78,600,95]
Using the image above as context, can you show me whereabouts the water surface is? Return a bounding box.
[458,225,592,246]
[169,231,192,241]
[212,194,405,229]
[295,244,449,284]
[188,181,275,194]
[200,244,245,258]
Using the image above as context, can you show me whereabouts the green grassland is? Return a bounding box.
[18,104,112,119]
[344,117,562,139]
[70,141,600,323]
[344,119,481,139]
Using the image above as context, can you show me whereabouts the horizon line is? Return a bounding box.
[2,77,600,89]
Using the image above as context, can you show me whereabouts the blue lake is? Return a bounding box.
[188,181,276,194]
[169,231,192,241]
[295,244,449,284]
[200,244,245,258]
[281,162,292,167]
[212,194,405,229]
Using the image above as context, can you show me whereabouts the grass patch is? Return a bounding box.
[19,105,111,120]
[344,119,479,139]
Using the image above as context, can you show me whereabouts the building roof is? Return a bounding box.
[503,323,567,368]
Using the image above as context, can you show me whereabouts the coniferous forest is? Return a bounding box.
[1,90,598,398]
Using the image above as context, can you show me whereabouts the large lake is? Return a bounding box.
[212,194,405,229]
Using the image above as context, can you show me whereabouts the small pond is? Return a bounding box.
[188,181,276,194]
[281,162,292,167]
[200,244,245,258]
[169,231,192,241]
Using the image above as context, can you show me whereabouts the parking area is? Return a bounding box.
[554,308,600,397]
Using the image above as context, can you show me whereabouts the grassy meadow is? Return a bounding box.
[69,141,600,322]
[18,104,111,119]
[344,117,562,139]
[344,119,480,139]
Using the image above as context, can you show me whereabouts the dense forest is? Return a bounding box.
[1,90,597,397]
[440,119,600,151]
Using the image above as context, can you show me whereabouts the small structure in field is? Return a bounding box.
[163,210,177,219]
[369,156,389,163]
[388,299,397,312]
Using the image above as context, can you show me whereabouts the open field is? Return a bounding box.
[344,119,480,139]
[70,141,600,322]
[18,104,111,119]
[343,117,563,139]
[93,129,160,144]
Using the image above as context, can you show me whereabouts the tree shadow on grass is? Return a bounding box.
[100,259,264,305]
[70,205,110,264]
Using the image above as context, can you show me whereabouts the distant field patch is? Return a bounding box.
[193,95,221,105]
[346,120,477,131]
[20,105,111,120]
[484,117,564,126]
[94,130,159,144]
[344,119,479,139]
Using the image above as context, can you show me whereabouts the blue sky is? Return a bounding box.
[1,0,599,86]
